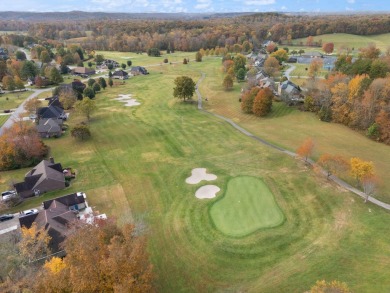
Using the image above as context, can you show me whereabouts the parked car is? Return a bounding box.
[1,190,17,201]
[0,214,14,222]
[20,209,39,217]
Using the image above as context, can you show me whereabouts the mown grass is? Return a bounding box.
[202,58,390,202]
[0,91,31,111]
[290,33,390,53]
[0,115,10,126]
[288,63,328,78]
[210,176,284,237]
[0,55,390,293]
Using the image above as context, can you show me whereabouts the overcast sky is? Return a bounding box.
[1,0,389,13]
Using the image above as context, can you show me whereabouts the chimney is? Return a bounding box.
[49,157,54,164]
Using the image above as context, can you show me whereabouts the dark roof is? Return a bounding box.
[112,70,129,77]
[131,66,148,74]
[37,105,65,119]
[46,96,63,109]
[19,201,78,252]
[72,67,95,75]
[36,118,62,134]
[14,159,65,194]
[19,213,39,229]
[43,193,86,210]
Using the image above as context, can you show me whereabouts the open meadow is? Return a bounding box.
[290,33,390,54]
[1,53,390,292]
[0,90,31,111]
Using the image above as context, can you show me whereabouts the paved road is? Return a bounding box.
[0,88,52,136]
[284,64,296,79]
[195,71,390,211]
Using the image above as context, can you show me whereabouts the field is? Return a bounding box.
[290,33,390,53]
[0,91,31,111]
[0,114,10,126]
[210,176,284,237]
[288,63,329,79]
[1,53,390,292]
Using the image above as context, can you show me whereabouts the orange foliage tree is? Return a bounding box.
[0,122,48,170]
[310,280,351,293]
[317,153,348,178]
[241,87,260,114]
[34,219,155,293]
[296,138,315,162]
[252,87,273,117]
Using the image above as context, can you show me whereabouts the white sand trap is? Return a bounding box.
[124,99,140,107]
[195,185,220,199]
[114,94,140,107]
[185,168,217,184]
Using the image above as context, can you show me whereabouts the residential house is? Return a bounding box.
[46,96,64,109]
[14,158,66,198]
[98,59,120,69]
[112,69,129,80]
[19,192,87,253]
[130,66,148,76]
[72,67,96,77]
[58,79,86,100]
[279,80,304,105]
[259,76,277,95]
[36,118,63,138]
[0,48,8,60]
[37,105,67,120]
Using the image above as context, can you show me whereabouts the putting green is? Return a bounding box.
[210,176,284,237]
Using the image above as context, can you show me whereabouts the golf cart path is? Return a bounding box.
[196,72,390,211]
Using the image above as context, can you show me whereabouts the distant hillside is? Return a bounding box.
[0,11,254,21]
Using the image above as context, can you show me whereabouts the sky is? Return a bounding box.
[1,0,390,13]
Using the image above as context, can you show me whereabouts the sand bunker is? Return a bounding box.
[185,168,217,184]
[195,185,220,199]
[114,94,140,107]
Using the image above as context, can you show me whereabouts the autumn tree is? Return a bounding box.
[359,43,380,59]
[0,121,48,170]
[195,51,202,62]
[296,138,315,162]
[18,223,51,263]
[173,76,196,101]
[308,59,323,79]
[306,36,314,46]
[270,49,288,64]
[75,98,97,121]
[233,53,246,74]
[322,42,334,54]
[264,56,280,77]
[40,50,51,64]
[71,124,91,140]
[14,76,25,91]
[317,153,348,178]
[241,87,260,114]
[266,42,277,54]
[24,97,42,114]
[350,157,374,187]
[375,110,390,144]
[34,220,154,293]
[59,87,78,110]
[222,74,233,90]
[252,87,273,117]
[2,75,15,91]
[310,280,351,293]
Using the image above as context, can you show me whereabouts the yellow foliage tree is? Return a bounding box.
[19,223,51,262]
[350,157,374,185]
[44,257,66,275]
[310,280,351,293]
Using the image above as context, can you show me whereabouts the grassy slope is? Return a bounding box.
[291,33,390,52]
[0,55,389,292]
[0,115,10,126]
[0,91,31,111]
[210,176,284,237]
[202,57,390,202]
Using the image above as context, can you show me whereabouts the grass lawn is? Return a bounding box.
[0,114,10,126]
[287,63,328,78]
[0,91,31,111]
[1,54,390,293]
[201,58,390,202]
[210,176,284,237]
[290,33,390,53]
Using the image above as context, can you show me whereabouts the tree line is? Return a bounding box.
[1,13,390,53]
